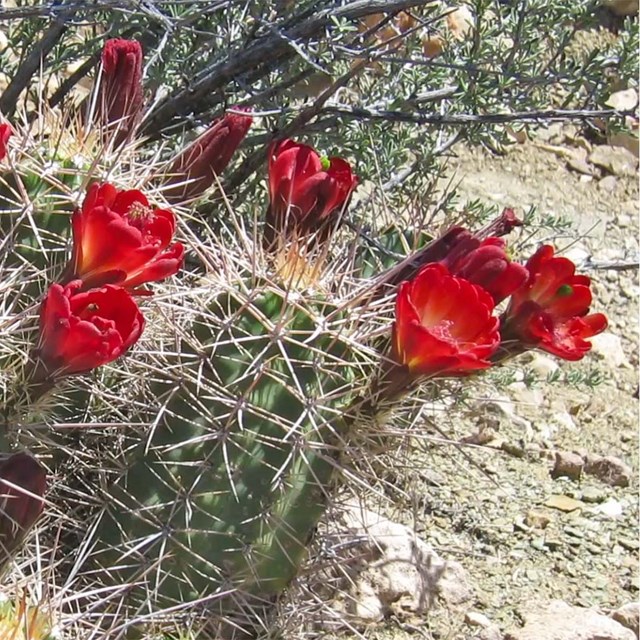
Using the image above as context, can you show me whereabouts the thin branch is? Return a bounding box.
[319,105,636,126]
[47,51,101,110]
[0,1,76,116]
[0,0,221,20]
[141,0,440,134]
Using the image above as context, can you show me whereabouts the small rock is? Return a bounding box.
[599,175,618,191]
[563,526,585,540]
[609,126,639,159]
[563,246,591,270]
[617,214,632,228]
[504,600,636,640]
[581,486,607,504]
[551,451,584,480]
[611,602,639,638]
[466,611,494,628]
[619,537,640,552]
[605,88,639,112]
[501,441,526,458]
[589,145,638,177]
[544,495,584,513]
[508,382,544,407]
[536,122,564,143]
[567,148,597,176]
[584,455,632,487]
[545,538,563,551]
[479,627,504,640]
[527,353,560,379]
[594,497,624,519]
[589,333,629,368]
[551,411,577,431]
[524,510,551,529]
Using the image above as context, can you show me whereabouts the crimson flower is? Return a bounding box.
[0,453,46,559]
[391,264,500,378]
[97,38,144,146]
[36,281,144,377]
[0,123,12,161]
[164,109,253,202]
[64,182,184,291]
[500,245,607,360]
[265,139,357,248]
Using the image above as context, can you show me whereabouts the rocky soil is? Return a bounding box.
[322,132,639,640]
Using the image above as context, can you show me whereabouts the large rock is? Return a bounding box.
[589,145,638,177]
[611,602,640,638]
[584,454,632,487]
[326,504,474,623]
[551,451,584,481]
[505,600,636,640]
[603,0,639,16]
[589,333,629,368]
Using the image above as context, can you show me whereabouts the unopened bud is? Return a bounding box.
[164,109,253,202]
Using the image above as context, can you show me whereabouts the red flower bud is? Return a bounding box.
[265,139,357,249]
[97,38,144,146]
[391,264,500,378]
[164,109,253,202]
[477,207,523,239]
[379,223,527,303]
[0,453,46,557]
[36,281,144,378]
[441,236,528,304]
[0,123,12,161]
[500,245,607,360]
[64,182,184,291]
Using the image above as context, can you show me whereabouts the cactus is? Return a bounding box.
[0,31,613,640]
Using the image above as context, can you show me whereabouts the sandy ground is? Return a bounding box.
[326,136,638,640]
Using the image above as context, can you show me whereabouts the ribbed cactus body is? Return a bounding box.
[92,278,358,618]
[0,160,81,272]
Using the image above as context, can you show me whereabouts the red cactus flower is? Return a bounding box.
[500,245,607,360]
[0,123,12,161]
[265,139,357,248]
[0,453,46,557]
[441,236,528,304]
[164,109,253,202]
[97,38,144,146]
[64,182,184,291]
[391,264,500,377]
[36,281,144,378]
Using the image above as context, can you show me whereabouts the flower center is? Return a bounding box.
[127,201,153,223]
[556,284,573,297]
[78,302,100,321]
[320,156,331,171]
[429,319,455,342]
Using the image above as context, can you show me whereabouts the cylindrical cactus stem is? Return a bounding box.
[89,278,363,631]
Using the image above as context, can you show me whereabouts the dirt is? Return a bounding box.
[327,136,639,640]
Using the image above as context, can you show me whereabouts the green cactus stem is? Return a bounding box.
[89,277,368,633]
